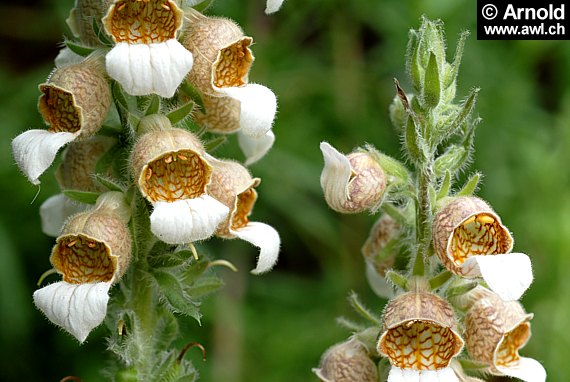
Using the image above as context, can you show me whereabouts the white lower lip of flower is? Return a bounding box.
[33,281,111,343]
[365,260,394,299]
[460,253,533,301]
[238,130,275,165]
[230,221,280,274]
[388,366,459,382]
[215,84,277,138]
[320,141,352,206]
[265,0,285,14]
[495,356,546,382]
[40,194,89,237]
[150,196,229,244]
[105,39,194,98]
[12,130,77,185]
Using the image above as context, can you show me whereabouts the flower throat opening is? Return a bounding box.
[39,86,81,134]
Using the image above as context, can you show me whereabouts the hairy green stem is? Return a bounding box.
[413,161,434,276]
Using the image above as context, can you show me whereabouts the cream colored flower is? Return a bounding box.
[207,158,280,274]
[432,196,533,301]
[33,192,131,343]
[378,291,464,382]
[320,142,386,214]
[313,337,378,382]
[131,115,229,244]
[183,12,277,163]
[464,288,546,382]
[103,0,193,97]
[12,56,111,185]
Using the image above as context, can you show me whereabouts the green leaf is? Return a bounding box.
[166,100,194,125]
[92,17,113,46]
[456,172,482,196]
[64,40,95,57]
[433,145,467,177]
[348,291,382,325]
[405,30,422,92]
[204,135,227,152]
[405,115,426,164]
[386,270,408,290]
[94,174,126,192]
[94,143,119,175]
[112,81,130,113]
[429,270,453,290]
[437,170,452,199]
[185,276,224,299]
[423,52,441,109]
[446,280,478,298]
[179,81,205,112]
[153,269,202,322]
[444,30,470,88]
[63,190,99,204]
[450,88,479,135]
[145,95,161,116]
[365,146,410,184]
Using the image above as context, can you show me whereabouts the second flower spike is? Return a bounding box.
[432,196,533,301]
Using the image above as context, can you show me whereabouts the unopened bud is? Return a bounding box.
[361,214,400,276]
[320,142,386,214]
[313,338,378,382]
[67,0,108,46]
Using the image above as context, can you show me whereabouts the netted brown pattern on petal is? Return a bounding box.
[141,150,209,203]
[464,293,531,367]
[433,197,513,275]
[231,188,257,231]
[52,235,115,284]
[213,37,254,88]
[194,93,241,134]
[341,152,386,212]
[316,339,378,382]
[40,86,81,133]
[104,0,182,44]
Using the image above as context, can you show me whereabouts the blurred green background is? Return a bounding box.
[1,0,569,381]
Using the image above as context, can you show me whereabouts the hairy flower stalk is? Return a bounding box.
[16,1,285,378]
[316,16,544,382]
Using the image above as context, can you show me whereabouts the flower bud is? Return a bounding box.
[207,158,280,274]
[320,142,386,214]
[130,115,229,244]
[313,338,378,382]
[378,291,463,381]
[464,290,546,382]
[34,192,131,343]
[432,196,533,301]
[102,0,193,97]
[67,0,108,46]
[56,136,116,192]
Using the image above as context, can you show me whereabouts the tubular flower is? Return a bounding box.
[361,214,400,298]
[464,288,546,382]
[378,291,464,382]
[207,158,280,274]
[12,56,111,185]
[40,136,116,237]
[103,0,194,97]
[432,196,533,301]
[312,337,378,382]
[182,12,277,163]
[130,115,229,244]
[320,142,387,214]
[33,192,131,343]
